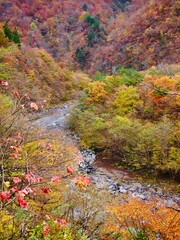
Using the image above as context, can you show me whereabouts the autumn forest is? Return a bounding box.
[0,0,180,239]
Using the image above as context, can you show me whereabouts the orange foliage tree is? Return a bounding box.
[103,197,180,240]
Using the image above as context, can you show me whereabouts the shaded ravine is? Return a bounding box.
[33,102,180,207]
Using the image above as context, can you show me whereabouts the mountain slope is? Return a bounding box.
[96,0,180,73]
[1,0,179,74]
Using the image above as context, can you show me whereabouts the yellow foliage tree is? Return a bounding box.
[0,25,8,47]
[113,86,142,115]
[86,81,108,104]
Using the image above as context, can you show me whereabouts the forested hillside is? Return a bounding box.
[0,0,121,69]
[0,22,90,105]
[0,0,180,239]
[1,0,179,74]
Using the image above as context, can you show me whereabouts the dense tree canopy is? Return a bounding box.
[0,0,179,74]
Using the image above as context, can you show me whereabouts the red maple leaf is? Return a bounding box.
[43,224,50,236]
[25,172,35,183]
[12,153,19,159]
[67,167,73,174]
[0,191,11,203]
[51,176,60,183]
[0,81,9,87]
[10,186,18,193]
[41,188,52,194]
[13,177,22,183]
[13,91,20,98]
[55,218,67,227]
[17,195,28,209]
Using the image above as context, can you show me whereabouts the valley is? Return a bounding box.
[0,0,180,239]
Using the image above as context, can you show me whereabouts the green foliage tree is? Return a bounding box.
[3,23,13,42]
[84,14,100,29]
[87,29,95,47]
[108,116,142,159]
[69,109,108,149]
[13,28,21,47]
[75,47,88,68]
[3,23,21,47]
[118,67,143,86]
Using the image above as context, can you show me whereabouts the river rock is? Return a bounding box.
[119,186,128,194]
[129,183,142,192]
[165,199,177,207]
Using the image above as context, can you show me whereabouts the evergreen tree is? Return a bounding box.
[3,23,21,47]
[82,3,88,11]
[87,29,95,47]
[3,23,13,41]
[75,47,88,68]
[13,29,21,47]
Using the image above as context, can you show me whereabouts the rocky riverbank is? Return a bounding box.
[77,149,180,207]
